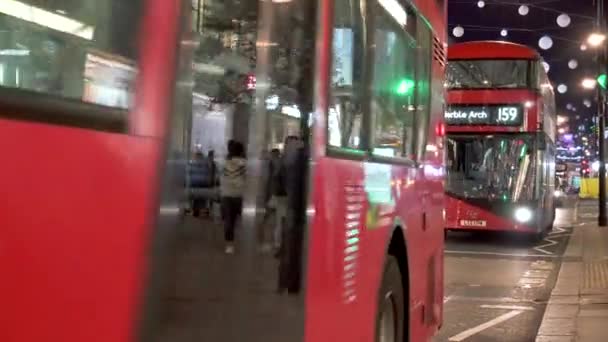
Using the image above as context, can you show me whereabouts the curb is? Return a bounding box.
[534,212,584,342]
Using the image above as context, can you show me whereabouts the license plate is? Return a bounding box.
[460,220,487,227]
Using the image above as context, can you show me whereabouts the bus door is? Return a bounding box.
[0,1,183,341]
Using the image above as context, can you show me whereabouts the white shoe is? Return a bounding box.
[225,245,235,254]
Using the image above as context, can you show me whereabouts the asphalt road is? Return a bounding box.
[434,198,577,342]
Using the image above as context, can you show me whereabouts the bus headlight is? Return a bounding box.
[514,207,533,223]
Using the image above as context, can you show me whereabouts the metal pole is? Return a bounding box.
[597,0,607,226]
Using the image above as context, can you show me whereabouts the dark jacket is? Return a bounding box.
[189,158,214,188]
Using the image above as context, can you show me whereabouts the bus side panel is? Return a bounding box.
[0,120,161,342]
[305,157,433,341]
[306,157,376,341]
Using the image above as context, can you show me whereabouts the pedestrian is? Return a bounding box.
[189,151,208,217]
[269,148,288,254]
[220,140,246,254]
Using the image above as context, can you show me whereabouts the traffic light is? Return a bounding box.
[598,73,607,90]
[396,79,415,95]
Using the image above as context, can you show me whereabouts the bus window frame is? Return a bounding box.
[0,87,128,133]
[446,57,539,91]
[0,0,150,135]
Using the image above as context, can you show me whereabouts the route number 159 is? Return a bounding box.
[497,107,519,123]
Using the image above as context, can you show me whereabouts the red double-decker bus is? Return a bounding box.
[444,41,557,240]
[1,0,446,341]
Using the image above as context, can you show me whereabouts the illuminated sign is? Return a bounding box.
[445,105,523,126]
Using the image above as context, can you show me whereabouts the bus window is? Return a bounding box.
[369,1,418,159]
[328,0,365,151]
[447,134,537,201]
[0,0,142,112]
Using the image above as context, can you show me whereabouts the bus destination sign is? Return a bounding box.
[445,105,524,126]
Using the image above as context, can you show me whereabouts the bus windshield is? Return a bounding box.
[446,134,537,201]
[447,59,529,89]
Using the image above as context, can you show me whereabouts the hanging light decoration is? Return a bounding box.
[584,99,592,108]
[557,14,571,28]
[568,59,578,69]
[539,36,553,50]
[542,61,550,72]
[453,26,464,38]
[477,1,485,8]
[500,29,508,37]
[557,84,568,94]
[581,44,588,51]
[566,103,573,110]
[518,5,530,16]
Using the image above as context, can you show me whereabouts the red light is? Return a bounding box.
[246,75,256,90]
[435,122,446,137]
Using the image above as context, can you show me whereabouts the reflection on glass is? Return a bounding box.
[0,0,142,109]
[446,134,536,201]
[447,60,529,89]
[328,0,364,150]
[156,0,315,341]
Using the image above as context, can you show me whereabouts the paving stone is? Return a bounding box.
[536,318,576,336]
[543,304,579,319]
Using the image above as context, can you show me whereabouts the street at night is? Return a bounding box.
[436,198,577,341]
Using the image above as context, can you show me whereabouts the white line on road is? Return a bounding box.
[480,304,534,311]
[548,226,567,235]
[445,250,559,258]
[533,237,558,255]
[448,310,524,341]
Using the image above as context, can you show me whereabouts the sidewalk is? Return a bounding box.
[535,216,608,341]
[153,216,304,342]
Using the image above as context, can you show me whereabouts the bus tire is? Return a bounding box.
[375,255,406,342]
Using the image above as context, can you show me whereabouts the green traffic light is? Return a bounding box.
[598,74,607,90]
[396,79,415,95]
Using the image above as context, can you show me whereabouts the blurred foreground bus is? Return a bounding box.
[445,41,556,240]
[0,0,446,341]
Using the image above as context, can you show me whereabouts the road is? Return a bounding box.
[435,198,578,342]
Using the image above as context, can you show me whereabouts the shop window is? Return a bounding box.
[328,0,365,151]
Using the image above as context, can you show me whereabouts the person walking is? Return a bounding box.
[220,140,246,254]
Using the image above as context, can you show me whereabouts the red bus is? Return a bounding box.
[1,0,446,342]
[444,41,557,239]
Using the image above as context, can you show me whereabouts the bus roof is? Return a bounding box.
[448,41,540,60]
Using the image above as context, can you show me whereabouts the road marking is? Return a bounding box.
[533,229,570,255]
[445,250,559,258]
[448,310,524,341]
[480,304,534,311]
[548,226,567,235]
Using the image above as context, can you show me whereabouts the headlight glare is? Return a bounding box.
[514,207,533,223]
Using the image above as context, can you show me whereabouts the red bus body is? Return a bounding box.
[445,41,556,235]
[1,1,446,342]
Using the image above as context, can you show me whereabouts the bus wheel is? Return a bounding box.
[376,255,405,342]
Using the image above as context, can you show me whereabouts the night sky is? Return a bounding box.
[448,0,599,122]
